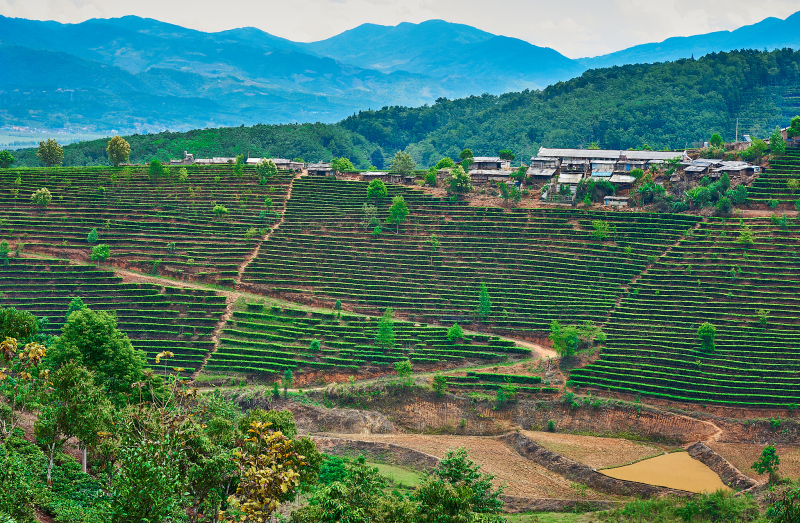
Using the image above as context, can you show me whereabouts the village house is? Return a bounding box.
[169,151,195,165]
[361,171,403,184]
[469,157,512,170]
[526,157,559,180]
[307,163,333,176]
[246,158,304,172]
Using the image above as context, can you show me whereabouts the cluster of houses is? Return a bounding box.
[170,147,761,207]
[529,147,761,205]
[169,152,304,172]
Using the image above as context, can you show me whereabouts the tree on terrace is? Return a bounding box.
[447,165,472,196]
[386,195,409,233]
[394,359,413,385]
[697,322,716,353]
[30,188,52,210]
[106,136,131,167]
[390,150,416,175]
[549,320,579,359]
[87,228,99,244]
[477,283,492,323]
[788,115,800,138]
[736,226,755,247]
[771,126,787,155]
[233,154,245,177]
[90,244,110,268]
[752,445,780,484]
[367,179,388,199]
[376,307,395,348]
[0,150,14,168]
[427,447,505,514]
[148,159,165,178]
[65,297,86,322]
[331,157,355,173]
[36,139,63,167]
[257,159,278,183]
[429,234,440,265]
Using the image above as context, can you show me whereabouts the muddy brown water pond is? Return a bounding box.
[599,452,730,493]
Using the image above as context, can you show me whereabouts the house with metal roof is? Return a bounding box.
[470,157,512,170]
[307,163,333,176]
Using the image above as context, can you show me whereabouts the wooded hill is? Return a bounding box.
[11,48,800,168]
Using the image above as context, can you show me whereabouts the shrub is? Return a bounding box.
[736,226,755,246]
[213,204,229,219]
[769,199,780,209]
[425,172,437,186]
[591,220,611,240]
[309,339,320,352]
[87,228,99,244]
[394,359,412,385]
[148,159,164,177]
[709,132,724,147]
[446,323,464,341]
[752,445,780,483]
[30,188,53,209]
[547,420,556,432]
[697,322,716,353]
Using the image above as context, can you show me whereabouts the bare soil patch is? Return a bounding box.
[322,433,630,500]
[521,430,667,469]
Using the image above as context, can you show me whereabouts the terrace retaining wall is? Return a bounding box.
[686,442,760,490]
[311,436,440,471]
[499,432,688,498]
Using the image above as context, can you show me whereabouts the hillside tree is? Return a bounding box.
[394,359,413,385]
[36,139,63,167]
[386,195,409,233]
[87,228,99,244]
[376,307,395,348]
[429,234,440,265]
[447,165,472,196]
[48,308,150,405]
[709,133,723,147]
[390,150,416,175]
[233,154,245,176]
[367,179,388,199]
[459,149,473,160]
[477,282,492,322]
[549,320,579,359]
[0,150,14,168]
[30,187,53,210]
[257,159,278,183]
[771,126,787,155]
[90,244,110,268]
[498,149,516,161]
[331,157,355,173]
[787,115,800,138]
[106,136,131,167]
[698,322,716,352]
[752,445,780,483]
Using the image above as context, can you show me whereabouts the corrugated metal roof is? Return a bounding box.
[469,169,512,175]
[558,173,583,184]
[536,147,683,161]
[609,175,636,183]
[526,167,556,177]
[471,157,502,162]
[307,163,331,169]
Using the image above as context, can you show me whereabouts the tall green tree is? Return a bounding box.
[106,136,131,167]
[459,149,473,160]
[376,307,395,348]
[426,447,505,514]
[771,125,787,155]
[548,320,579,359]
[390,150,416,175]
[0,150,14,168]
[367,179,388,199]
[91,244,111,268]
[709,133,723,147]
[498,149,515,161]
[48,308,151,405]
[36,139,63,167]
[386,195,409,233]
[477,283,492,322]
[30,187,52,209]
[752,445,780,483]
[697,322,716,353]
[447,165,472,196]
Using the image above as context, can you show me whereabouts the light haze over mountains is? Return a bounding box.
[1,11,799,133]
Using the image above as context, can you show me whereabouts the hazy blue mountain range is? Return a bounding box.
[1,11,800,135]
[580,11,800,69]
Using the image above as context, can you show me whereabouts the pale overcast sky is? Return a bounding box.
[1,0,798,57]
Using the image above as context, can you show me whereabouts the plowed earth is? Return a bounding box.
[521,430,669,469]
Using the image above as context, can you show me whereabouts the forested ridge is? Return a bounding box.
[11,48,800,168]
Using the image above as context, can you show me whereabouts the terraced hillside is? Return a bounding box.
[0,165,292,285]
[242,177,699,337]
[0,258,227,374]
[748,148,800,204]
[206,303,535,382]
[571,218,800,407]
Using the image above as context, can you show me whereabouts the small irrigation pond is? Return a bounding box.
[599,452,730,493]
